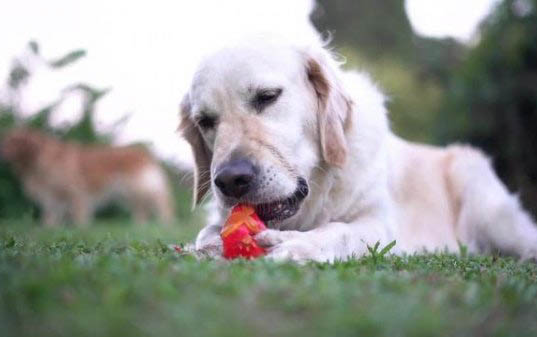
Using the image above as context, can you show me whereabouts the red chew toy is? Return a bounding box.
[221,204,266,259]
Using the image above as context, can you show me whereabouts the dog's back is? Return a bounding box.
[1,128,174,225]
[79,144,175,224]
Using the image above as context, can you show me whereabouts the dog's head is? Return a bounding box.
[1,128,44,174]
[179,42,352,224]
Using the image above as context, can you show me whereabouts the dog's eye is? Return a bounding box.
[252,88,282,111]
[196,115,217,130]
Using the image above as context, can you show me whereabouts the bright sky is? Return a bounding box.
[0,0,499,166]
[405,0,501,42]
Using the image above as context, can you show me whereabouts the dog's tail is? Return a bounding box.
[446,145,537,260]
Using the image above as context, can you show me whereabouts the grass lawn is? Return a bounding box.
[1,218,537,337]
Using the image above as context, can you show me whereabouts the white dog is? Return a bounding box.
[179,39,537,262]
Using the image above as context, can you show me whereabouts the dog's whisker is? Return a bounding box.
[199,192,213,205]
[179,171,194,185]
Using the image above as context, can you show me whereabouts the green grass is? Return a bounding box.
[1,220,537,337]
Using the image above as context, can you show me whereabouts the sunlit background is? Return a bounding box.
[1,4,537,334]
[0,0,497,164]
[1,0,536,216]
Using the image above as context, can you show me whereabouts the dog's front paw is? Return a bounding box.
[255,229,298,247]
[267,240,322,263]
[196,241,223,259]
[256,230,325,263]
[195,225,223,258]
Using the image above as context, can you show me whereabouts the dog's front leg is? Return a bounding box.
[42,207,61,228]
[195,224,224,258]
[256,217,394,263]
[71,196,92,226]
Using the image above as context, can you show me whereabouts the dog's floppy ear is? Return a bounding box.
[178,95,212,207]
[306,51,352,167]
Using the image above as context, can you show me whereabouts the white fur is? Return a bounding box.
[185,39,537,263]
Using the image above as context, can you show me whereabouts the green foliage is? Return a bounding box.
[25,102,59,131]
[312,0,537,215]
[366,240,397,265]
[311,0,466,144]
[1,223,537,337]
[0,104,18,132]
[60,85,113,144]
[341,50,445,143]
[312,0,415,61]
[8,62,30,90]
[437,0,537,214]
[0,43,195,222]
[0,82,114,219]
[161,163,197,220]
[0,42,128,219]
[49,49,87,68]
[0,105,37,219]
[28,41,39,55]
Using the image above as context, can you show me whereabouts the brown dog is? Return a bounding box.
[1,128,174,226]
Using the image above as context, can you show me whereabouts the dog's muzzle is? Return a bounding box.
[214,158,309,223]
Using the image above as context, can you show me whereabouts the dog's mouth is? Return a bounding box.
[254,177,309,223]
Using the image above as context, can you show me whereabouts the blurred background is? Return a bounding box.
[0,0,536,222]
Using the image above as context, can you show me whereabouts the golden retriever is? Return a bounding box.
[1,128,173,226]
[179,39,537,262]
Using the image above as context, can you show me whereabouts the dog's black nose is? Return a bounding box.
[214,159,257,198]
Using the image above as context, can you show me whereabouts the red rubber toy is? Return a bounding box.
[221,204,266,259]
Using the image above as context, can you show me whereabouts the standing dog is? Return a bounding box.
[179,39,537,262]
[1,128,174,226]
